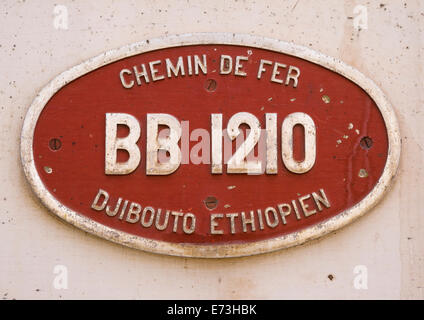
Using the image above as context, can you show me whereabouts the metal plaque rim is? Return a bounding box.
[20,33,401,258]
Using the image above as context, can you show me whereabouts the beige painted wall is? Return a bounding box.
[0,0,422,299]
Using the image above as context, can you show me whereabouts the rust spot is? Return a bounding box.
[328,274,334,281]
[358,168,368,178]
[44,166,53,174]
[322,95,331,104]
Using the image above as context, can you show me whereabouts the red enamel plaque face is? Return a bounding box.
[21,35,400,257]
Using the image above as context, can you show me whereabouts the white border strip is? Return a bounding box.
[20,33,401,258]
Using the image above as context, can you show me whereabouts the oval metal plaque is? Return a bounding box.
[21,34,401,258]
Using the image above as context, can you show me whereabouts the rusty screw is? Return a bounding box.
[360,136,373,150]
[49,138,62,151]
[204,79,217,92]
[204,196,218,210]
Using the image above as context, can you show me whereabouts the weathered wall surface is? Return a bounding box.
[0,0,422,299]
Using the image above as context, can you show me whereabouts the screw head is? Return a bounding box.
[360,136,373,149]
[204,196,218,210]
[49,138,62,151]
[204,79,217,92]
